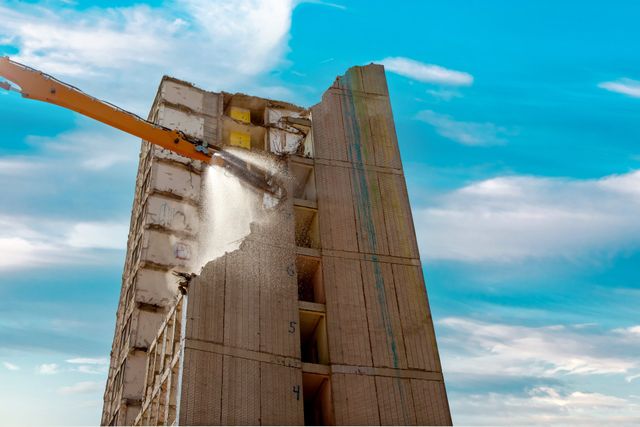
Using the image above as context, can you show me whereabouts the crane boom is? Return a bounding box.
[0,57,282,196]
[0,56,213,162]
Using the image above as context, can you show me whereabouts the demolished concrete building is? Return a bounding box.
[101,64,451,426]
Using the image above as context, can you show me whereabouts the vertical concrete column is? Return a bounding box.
[311,64,452,425]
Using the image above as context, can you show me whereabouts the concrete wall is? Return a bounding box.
[101,78,216,426]
[177,205,303,425]
[310,64,452,425]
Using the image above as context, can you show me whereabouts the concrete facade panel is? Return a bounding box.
[151,162,202,202]
[161,80,205,114]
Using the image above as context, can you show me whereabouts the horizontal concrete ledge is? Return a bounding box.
[331,364,444,382]
[296,246,321,258]
[149,189,200,207]
[314,157,404,175]
[182,339,444,382]
[326,86,390,99]
[184,338,302,369]
[289,155,314,166]
[158,99,217,119]
[154,156,204,175]
[322,249,421,266]
[302,362,330,375]
[293,198,318,210]
[298,300,326,313]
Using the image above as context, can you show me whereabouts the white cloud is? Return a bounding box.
[0,159,32,175]
[440,317,639,378]
[37,363,60,375]
[416,110,512,146]
[626,374,640,383]
[0,215,128,270]
[179,0,292,77]
[0,0,297,112]
[66,357,109,375]
[27,126,140,171]
[438,316,640,424]
[627,326,640,335]
[66,357,108,365]
[303,0,347,10]
[0,237,60,270]
[379,57,473,86]
[74,365,108,375]
[415,170,640,262]
[66,222,128,250]
[3,361,20,371]
[0,123,133,272]
[599,78,640,98]
[426,88,462,101]
[612,325,640,347]
[452,387,640,425]
[58,381,102,395]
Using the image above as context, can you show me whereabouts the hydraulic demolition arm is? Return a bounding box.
[0,57,280,196]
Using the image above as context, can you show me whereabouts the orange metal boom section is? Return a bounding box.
[0,56,213,163]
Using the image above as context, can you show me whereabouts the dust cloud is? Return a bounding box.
[192,149,290,272]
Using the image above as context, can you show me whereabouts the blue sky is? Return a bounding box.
[1,0,640,424]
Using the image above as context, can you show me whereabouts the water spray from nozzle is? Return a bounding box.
[212,148,286,200]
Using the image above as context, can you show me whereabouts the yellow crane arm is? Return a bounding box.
[0,57,283,196]
[0,56,213,163]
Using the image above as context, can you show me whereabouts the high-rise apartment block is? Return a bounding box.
[101,65,451,425]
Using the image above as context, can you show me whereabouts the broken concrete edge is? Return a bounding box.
[157,76,309,115]
[151,61,391,294]
[160,62,387,122]
[221,91,309,116]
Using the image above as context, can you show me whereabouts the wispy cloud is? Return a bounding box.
[0,215,128,270]
[441,315,640,423]
[58,381,102,395]
[37,363,60,375]
[416,110,512,146]
[66,357,108,365]
[426,88,463,101]
[0,232,62,270]
[302,0,346,10]
[73,365,108,375]
[439,317,640,378]
[379,57,473,86]
[0,159,32,175]
[614,325,640,337]
[66,357,109,375]
[0,123,133,271]
[3,361,20,371]
[27,126,139,171]
[0,0,297,112]
[598,78,640,98]
[451,387,640,425]
[66,222,128,250]
[414,170,640,262]
[626,374,640,383]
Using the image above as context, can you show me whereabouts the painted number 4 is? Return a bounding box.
[293,385,300,400]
